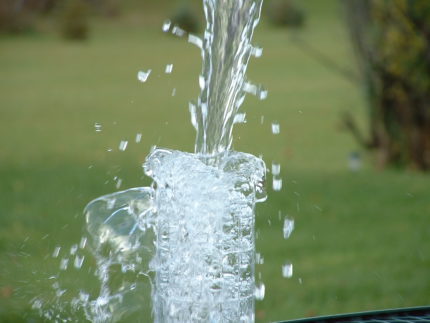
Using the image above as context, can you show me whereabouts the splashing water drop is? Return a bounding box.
[188,34,203,49]
[283,217,295,239]
[94,122,102,132]
[119,140,128,151]
[282,263,293,278]
[171,25,185,37]
[137,70,152,83]
[272,177,282,191]
[135,133,142,143]
[69,244,78,256]
[74,255,85,269]
[251,46,263,58]
[271,162,280,175]
[234,113,247,124]
[115,178,122,189]
[271,122,280,134]
[165,64,173,74]
[79,237,87,249]
[59,258,69,271]
[162,20,171,32]
[254,283,265,300]
[52,246,61,258]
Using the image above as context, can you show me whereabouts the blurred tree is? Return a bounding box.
[266,0,306,29]
[60,0,90,40]
[343,0,430,170]
[170,1,200,34]
[0,0,35,33]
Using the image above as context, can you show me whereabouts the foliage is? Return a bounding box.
[343,0,430,170]
[0,0,35,33]
[266,0,305,28]
[170,3,200,34]
[59,0,90,41]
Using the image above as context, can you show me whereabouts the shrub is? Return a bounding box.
[0,0,35,33]
[170,3,200,34]
[266,0,306,28]
[60,0,89,40]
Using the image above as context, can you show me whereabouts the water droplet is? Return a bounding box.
[258,89,268,100]
[254,283,265,300]
[172,25,185,37]
[283,218,295,239]
[251,46,263,58]
[272,177,282,191]
[52,246,61,258]
[94,122,102,132]
[271,162,280,176]
[199,75,205,90]
[282,263,293,278]
[115,178,122,189]
[70,244,78,256]
[271,122,280,134]
[243,82,257,95]
[137,69,152,83]
[234,113,246,124]
[60,258,69,270]
[74,255,85,269]
[79,237,87,249]
[135,133,142,143]
[256,253,264,265]
[188,34,203,49]
[162,20,171,32]
[165,64,173,74]
[119,140,128,151]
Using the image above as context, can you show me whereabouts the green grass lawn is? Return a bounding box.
[1,1,429,322]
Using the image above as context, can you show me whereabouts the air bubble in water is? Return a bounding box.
[271,122,280,134]
[282,263,293,278]
[283,218,295,239]
[137,70,152,83]
[165,64,173,74]
[119,140,128,151]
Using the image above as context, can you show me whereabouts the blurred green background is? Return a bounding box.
[0,0,429,322]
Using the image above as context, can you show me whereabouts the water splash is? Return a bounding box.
[73,0,267,321]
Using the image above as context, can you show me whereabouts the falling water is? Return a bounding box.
[192,0,264,155]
